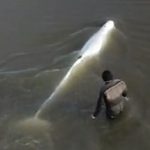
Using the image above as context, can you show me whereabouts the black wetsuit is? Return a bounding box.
[93,79,127,119]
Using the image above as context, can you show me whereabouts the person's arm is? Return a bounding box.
[91,90,103,119]
[122,90,127,97]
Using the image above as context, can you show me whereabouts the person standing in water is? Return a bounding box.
[91,70,129,119]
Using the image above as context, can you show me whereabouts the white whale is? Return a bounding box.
[34,20,120,120]
[16,20,127,137]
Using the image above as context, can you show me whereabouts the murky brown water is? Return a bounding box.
[0,0,150,150]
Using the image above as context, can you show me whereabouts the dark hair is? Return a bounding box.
[102,70,113,81]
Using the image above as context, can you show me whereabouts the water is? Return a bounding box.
[0,0,150,150]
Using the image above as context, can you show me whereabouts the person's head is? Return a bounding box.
[102,70,113,81]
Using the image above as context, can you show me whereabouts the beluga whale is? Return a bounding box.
[17,20,124,132]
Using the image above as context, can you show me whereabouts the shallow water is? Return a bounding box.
[0,0,150,150]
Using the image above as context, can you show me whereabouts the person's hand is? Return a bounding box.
[91,115,96,119]
[124,97,129,101]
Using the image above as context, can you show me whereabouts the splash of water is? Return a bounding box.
[15,117,51,136]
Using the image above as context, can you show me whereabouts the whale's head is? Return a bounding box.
[79,20,116,58]
[78,20,126,75]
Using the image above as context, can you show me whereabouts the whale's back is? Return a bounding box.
[79,20,115,57]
